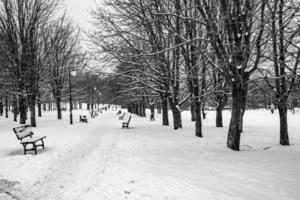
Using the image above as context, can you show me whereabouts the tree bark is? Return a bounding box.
[13,95,18,122]
[238,85,248,132]
[150,103,155,121]
[0,101,3,116]
[227,83,247,151]
[30,103,36,127]
[190,101,195,121]
[38,98,42,117]
[157,101,161,114]
[278,102,289,145]
[216,106,223,127]
[19,95,26,124]
[141,100,146,117]
[161,96,169,126]
[169,97,182,130]
[195,101,202,137]
[5,94,9,118]
[28,93,37,127]
[202,105,206,120]
[56,97,62,120]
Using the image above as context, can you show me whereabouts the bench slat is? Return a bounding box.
[21,136,46,144]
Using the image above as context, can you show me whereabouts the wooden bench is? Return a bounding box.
[119,112,125,120]
[13,125,46,155]
[79,115,88,122]
[122,116,131,128]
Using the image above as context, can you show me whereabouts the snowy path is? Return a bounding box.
[1,110,300,200]
[29,113,122,200]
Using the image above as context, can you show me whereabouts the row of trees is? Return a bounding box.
[90,0,300,150]
[0,0,87,126]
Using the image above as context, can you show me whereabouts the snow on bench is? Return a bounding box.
[79,115,88,123]
[13,125,46,155]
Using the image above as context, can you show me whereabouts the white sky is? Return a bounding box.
[62,0,106,71]
[63,0,98,31]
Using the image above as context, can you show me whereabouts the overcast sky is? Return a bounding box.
[63,0,104,70]
[63,0,99,32]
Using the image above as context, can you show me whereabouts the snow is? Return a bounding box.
[0,109,300,200]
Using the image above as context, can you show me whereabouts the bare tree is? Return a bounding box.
[196,0,267,150]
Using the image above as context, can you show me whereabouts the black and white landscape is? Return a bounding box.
[0,0,300,199]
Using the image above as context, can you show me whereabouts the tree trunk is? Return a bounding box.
[5,95,9,118]
[169,97,182,130]
[38,98,42,117]
[141,101,146,117]
[157,101,162,114]
[0,101,3,116]
[162,97,169,126]
[202,105,206,120]
[190,101,195,121]
[19,95,26,124]
[138,102,142,116]
[195,101,202,137]
[56,97,62,120]
[278,102,289,145]
[227,83,247,151]
[43,103,47,111]
[30,103,36,127]
[28,94,37,127]
[79,102,82,109]
[216,106,223,127]
[238,85,248,132]
[172,108,182,130]
[13,96,18,122]
[150,103,155,121]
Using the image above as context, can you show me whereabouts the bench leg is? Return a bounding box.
[33,143,37,155]
[41,139,45,149]
[23,144,27,155]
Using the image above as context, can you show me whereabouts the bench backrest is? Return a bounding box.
[13,125,33,140]
[127,116,131,124]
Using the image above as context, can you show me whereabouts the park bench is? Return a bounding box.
[122,116,131,128]
[13,125,46,155]
[79,115,88,122]
[119,112,125,120]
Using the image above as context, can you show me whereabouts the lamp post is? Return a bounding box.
[69,69,77,125]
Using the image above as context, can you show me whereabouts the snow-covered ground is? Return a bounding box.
[0,108,299,200]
